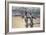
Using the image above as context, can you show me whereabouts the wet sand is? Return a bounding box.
[12,16,40,28]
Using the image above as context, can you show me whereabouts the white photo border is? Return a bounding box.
[9,3,44,32]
